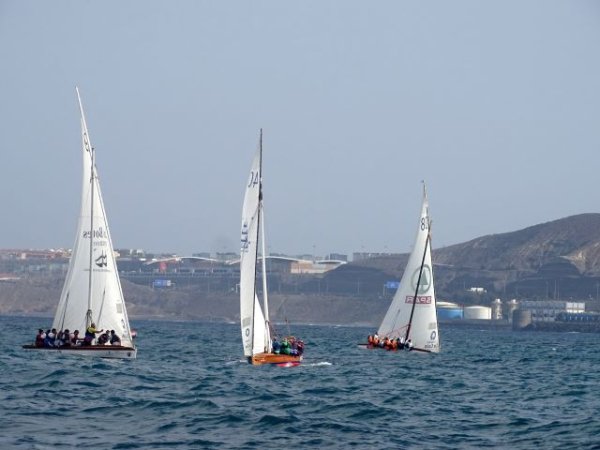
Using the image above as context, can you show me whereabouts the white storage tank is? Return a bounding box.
[491,298,503,320]
[464,305,492,320]
[507,299,519,323]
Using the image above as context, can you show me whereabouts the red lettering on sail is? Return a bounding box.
[405,296,432,304]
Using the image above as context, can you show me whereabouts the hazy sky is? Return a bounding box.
[1,1,599,257]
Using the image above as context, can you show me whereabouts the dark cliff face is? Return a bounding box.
[4,214,600,321]
[434,213,600,275]
[335,213,600,301]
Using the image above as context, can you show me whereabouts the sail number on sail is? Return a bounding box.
[248,171,259,188]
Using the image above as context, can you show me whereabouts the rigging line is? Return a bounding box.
[388,323,408,338]
[96,287,106,327]
[77,88,95,329]
[404,225,432,343]
[250,129,263,355]
[285,317,291,337]
[260,201,272,352]
[268,320,278,340]
[59,292,70,331]
[411,347,433,353]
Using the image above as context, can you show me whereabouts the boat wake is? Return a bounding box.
[305,361,332,367]
[225,359,248,365]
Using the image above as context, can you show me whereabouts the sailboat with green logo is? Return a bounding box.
[375,184,440,353]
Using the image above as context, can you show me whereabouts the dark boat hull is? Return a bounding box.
[22,344,137,359]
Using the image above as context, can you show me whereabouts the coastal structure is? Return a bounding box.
[519,300,585,322]
[491,298,503,320]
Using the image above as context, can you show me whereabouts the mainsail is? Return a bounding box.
[377,184,440,353]
[240,130,271,358]
[52,88,134,349]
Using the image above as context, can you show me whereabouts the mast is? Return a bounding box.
[249,129,263,355]
[76,87,95,329]
[260,182,271,351]
[404,229,431,342]
[260,208,270,316]
[258,129,272,352]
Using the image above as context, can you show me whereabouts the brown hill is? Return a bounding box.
[435,213,600,275]
[331,214,600,302]
[4,214,600,323]
[0,277,388,326]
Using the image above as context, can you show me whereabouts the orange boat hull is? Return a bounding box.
[250,352,302,366]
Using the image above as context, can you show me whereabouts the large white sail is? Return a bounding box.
[377,186,439,353]
[52,89,133,348]
[240,132,270,357]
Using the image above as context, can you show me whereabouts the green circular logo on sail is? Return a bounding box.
[411,265,432,294]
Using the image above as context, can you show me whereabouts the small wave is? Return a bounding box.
[258,413,297,426]
[306,361,332,367]
[224,359,247,365]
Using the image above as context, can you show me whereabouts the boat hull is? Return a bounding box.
[357,343,431,353]
[358,343,401,351]
[250,352,302,366]
[22,345,137,359]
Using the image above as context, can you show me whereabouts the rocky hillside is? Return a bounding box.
[434,213,600,275]
[0,276,389,326]
[4,213,600,323]
[336,214,600,302]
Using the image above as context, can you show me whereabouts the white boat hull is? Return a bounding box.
[22,345,137,359]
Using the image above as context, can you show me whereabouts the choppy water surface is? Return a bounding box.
[2,316,600,449]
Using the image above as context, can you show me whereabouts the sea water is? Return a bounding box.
[1,316,600,449]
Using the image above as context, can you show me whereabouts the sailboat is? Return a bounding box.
[370,184,440,353]
[23,88,136,359]
[239,130,303,366]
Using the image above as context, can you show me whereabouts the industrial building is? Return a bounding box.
[519,300,585,322]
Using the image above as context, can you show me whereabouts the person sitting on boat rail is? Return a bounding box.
[381,337,388,349]
[272,338,281,354]
[406,339,414,351]
[290,338,299,356]
[82,323,103,346]
[60,329,72,347]
[395,337,403,350]
[43,329,56,348]
[296,340,304,356]
[55,330,63,346]
[109,330,121,345]
[55,330,64,347]
[281,338,291,355]
[70,330,79,345]
[97,331,109,345]
[35,329,45,348]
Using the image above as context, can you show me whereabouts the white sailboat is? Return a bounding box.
[23,88,136,359]
[239,130,303,366]
[375,184,440,353]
